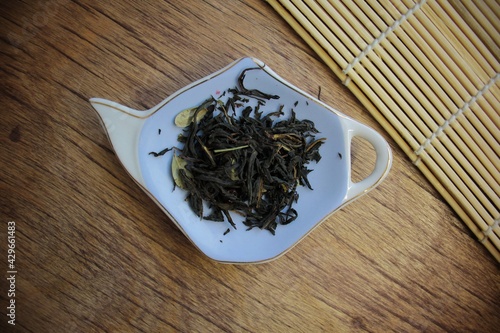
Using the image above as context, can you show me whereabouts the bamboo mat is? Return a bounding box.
[268,0,500,261]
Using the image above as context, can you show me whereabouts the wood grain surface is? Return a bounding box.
[1,1,498,332]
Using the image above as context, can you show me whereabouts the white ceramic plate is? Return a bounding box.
[90,57,392,263]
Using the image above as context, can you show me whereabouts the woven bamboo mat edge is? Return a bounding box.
[267,0,500,261]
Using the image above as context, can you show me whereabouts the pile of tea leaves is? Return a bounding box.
[150,71,325,234]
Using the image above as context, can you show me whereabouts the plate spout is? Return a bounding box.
[90,98,150,187]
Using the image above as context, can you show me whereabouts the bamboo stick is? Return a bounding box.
[476,97,500,148]
[460,0,499,46]
[489,80,500,101]
[311,1,371,52]
[431,3,498,78]
[426,2,495,81]
[266,0,343,77]
[449,0,500,58]
[439,1,499,72]
[290,0,356,62]
[277,0,350,68]
[481,86,500,130]
[469,1,500,43]
[443,124,500,199]
[405,5,484,96]
[365,0,396,24]
[477,97,500,142]
[308,0,369,52]
[488,83,500,107]
[292,0,358,62]
[484,0,500,19]
[462,100,500,160]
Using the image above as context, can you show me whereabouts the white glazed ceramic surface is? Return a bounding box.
[90,57,392,263]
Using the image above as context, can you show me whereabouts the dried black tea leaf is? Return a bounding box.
[150,70,325,234]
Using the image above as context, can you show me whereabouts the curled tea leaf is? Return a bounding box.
[174,107,208,127]
[172,153,190,189]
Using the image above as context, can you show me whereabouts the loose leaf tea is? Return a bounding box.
[150,69,325,234]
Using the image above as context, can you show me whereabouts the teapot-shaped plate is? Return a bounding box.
[90,57,392,263]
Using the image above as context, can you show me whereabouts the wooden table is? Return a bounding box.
[1,1,498,332]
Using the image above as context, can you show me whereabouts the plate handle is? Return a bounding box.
[342,117,392,202]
